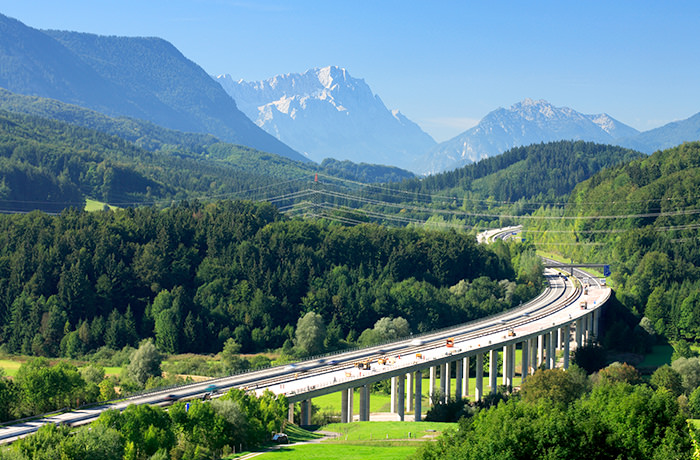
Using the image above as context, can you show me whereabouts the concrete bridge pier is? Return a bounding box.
[341,389,348,423]
[475,352,484,401]
[521,340,529,383]
[397,375,405,421]
[441,362,450,402]
[455,358,463,400]
[489,349,498,393]
[563,325,571,370]
[288,402,294,423]
[537,334,545,366]
[359,385,370,421]
[556,328,563,350]
[405,372,413,413]
[547,330,556,369]
[593,309,600,338]
[300,399,312,426]
[462,356,470,397]
[575,318,583,348]
[429,366,436,405]
[529,337,537,374]
[414,370,422,421]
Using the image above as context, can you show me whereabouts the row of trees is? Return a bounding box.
[0,200,540,358]
[0,340,174,422]
[0,389,288,460]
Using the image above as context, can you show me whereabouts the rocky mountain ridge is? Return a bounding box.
[217,66,436,170]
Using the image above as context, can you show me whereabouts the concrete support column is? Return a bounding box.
[489,349,498,393]
[550,330,558,369]
[506,344,515,388]
[300,400,307,426]
[593,309,600,339]
[529,337,537,373]
[462,357,470,398]
[300,399,312,426]
[587,313,595,341]
[441,363,449,402]
[390,376,398,413]
[360,385,370,421]
[556,328,563,350]
[563,325,571,370]
[537,334,545,366]
[455,359,463,400]
[348,388,354,422]
[406,373,413,413]
[543,333,549,369]
[475,352,484,401]
[414,370,422,421]
[429,366,436,406]
[341,390,348,423]
[521,340,529,383]
[575,318,583,348]
[397,375,405,421]
[502,345,509,386]
[288,402,295,423]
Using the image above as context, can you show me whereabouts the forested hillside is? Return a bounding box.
[0,88,220,152]
[0,200,540,358]
[0,107,418,213]
[527,141,700,344]
[395,140,642,204]
[0,110,284,211]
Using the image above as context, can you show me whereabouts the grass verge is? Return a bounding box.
[256,443,417,459]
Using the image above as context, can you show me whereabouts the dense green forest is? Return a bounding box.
[526,141,700,346]
[0,200,540,359]
[415,365,694,460]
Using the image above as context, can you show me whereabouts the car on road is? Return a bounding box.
[272,433,289,444]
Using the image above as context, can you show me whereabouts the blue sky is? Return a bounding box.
[1,0,699,142]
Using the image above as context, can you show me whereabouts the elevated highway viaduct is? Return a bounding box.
[0,241,610,442]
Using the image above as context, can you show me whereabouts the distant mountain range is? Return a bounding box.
[421,99,700,174]
[0,13,306,162]
[217,66,436,170]
[0,12,698,177]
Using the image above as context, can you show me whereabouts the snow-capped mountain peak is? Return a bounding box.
[216,67,435,170]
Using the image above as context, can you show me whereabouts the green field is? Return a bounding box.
[103,366,123,376]
[85,198,119,212]
[0,356,122,378]
[251,421,455,459]
[0,359,23,377]
[323,421,456,441]
[257,442,418,459]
